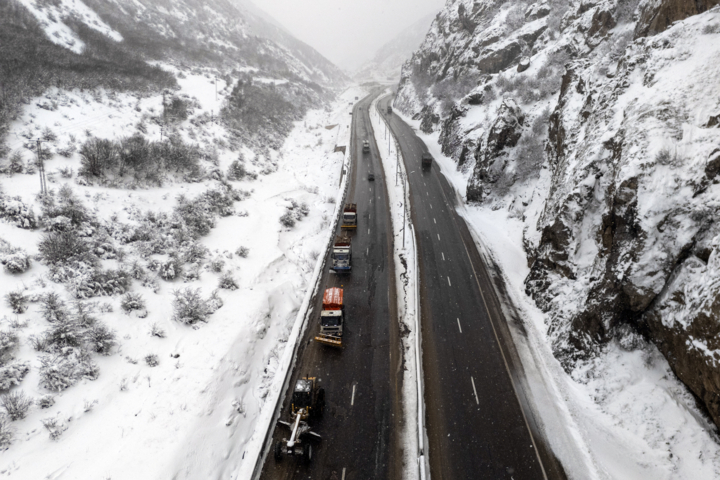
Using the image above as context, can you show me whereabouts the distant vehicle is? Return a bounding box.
[355,96,359,100]
[422,152,433,170]
[331,233,351,273]
[387,105,393,114]
[314,288,345,347]
[362,140,370,153]
[274,377,324,463]
[341,203,357,229]
[368,172,375,181]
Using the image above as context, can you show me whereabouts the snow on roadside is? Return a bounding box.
[0,73,366,478]
[394,110,720,479]
[369,94,425,480]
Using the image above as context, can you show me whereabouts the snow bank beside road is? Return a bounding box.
[370,95,426,480]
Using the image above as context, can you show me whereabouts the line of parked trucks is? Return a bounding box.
[274,101,432,465]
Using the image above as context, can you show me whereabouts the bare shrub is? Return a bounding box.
[1,391,31,421]
[41,417,66,440]
[150,323,166,338]
[37,394,55,409]
[219,272,238,290]
[145,354,159,367]
[38,231,92,265]
[85,323,116,355]
[0,417,13,448]
[41,292,68,323]
[5,291,28,314]
[38,351,99,392]
[0,331,19,364]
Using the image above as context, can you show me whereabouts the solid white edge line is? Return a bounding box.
[342,467,346,480]
[457,318,462,334]
[351,384,356,406]
[471,376,479,405]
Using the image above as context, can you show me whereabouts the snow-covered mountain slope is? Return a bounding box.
[354,12,436,83]
[396,0,720,476]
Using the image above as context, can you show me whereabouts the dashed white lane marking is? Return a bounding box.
[471,376,479,405]
[447,277,452,287]
[430,204,433,209]
[457,318,462,333]
[442,252,445,261]
[366,247,369,255]
[342,468,347,480]
[351,384,356,406]
[437,233,441,241]
[433,218,436,224]
[368,228,371,235]
[426,192,429,196]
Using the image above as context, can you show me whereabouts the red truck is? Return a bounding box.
[314,288,345,347]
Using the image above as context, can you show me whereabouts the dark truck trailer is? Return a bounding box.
[422,152,433,169]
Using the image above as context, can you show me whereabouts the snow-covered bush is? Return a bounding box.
[0,331,19,364]
[0,362,30,391]
[5,291,28,314]
[171,288,209,325]
[279,211,295,228]
[41,417,66,440]
[38,231,93,265]
[226,159,248,180]
[181,242,208,263]
[160,257,183,281]
[206,290,223,314]
[73,268,131,299]
[38,350,99,392]
[210,257,225,272]
[0,196,37,230]
[120,292,145,313]
[145,354,159,367]
[174,196,215,238]
[43,320,84,350]
[236,246,249,258]
[1,251,30,274]
[219,272,238,290]
[40,292,68,323]
[40,184,91,229]
[150,323,165,338]
[37,395,55,409]
[79,137,116,177]
[182,263,201,283]
[85,323,116,355]
[0,417,13,448]
[1,391,31,421]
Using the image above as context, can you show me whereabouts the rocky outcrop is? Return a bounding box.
[397,0,720,430]
[635,0,720,38]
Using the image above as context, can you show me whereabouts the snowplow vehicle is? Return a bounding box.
[274,377,325,464]
[331,233,352,273]
[341,203,357,229]
[315,288,345,348]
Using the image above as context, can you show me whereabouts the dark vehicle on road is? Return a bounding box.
[362,140,370,153]
[274,377,324,464]
[422,152,433,170]
[368,172,375,181]
[387,105,393,114]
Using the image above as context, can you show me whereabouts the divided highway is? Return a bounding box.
[377,96,565,480]
[258,91,401,480]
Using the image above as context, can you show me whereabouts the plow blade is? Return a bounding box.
[314,335,343,348]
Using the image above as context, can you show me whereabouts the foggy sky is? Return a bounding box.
[252,0,446,71]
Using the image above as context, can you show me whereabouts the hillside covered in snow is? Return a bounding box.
[0,0,354,477]
[396,0,720,477]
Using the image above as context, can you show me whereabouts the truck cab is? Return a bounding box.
[320,309,344,337]
[341,204,357,229]
[422,152,433,170]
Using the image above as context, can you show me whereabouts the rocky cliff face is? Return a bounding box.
[397,0,720,428]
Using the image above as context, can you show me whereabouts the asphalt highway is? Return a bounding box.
[378,96,565,480]
[258,91,402,480]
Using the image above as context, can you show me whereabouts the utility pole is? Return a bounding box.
[396,147,400,187]
[215,75,218,102]
[37,139,46,195]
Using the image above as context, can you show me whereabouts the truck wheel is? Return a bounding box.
[274,441,283,461]
[303,443,313,464]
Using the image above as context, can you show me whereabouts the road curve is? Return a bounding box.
[378,95,566,480]
[258,91,402,480]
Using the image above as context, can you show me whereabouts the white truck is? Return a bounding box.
[341,203,357,229]
[331,234,352,273]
